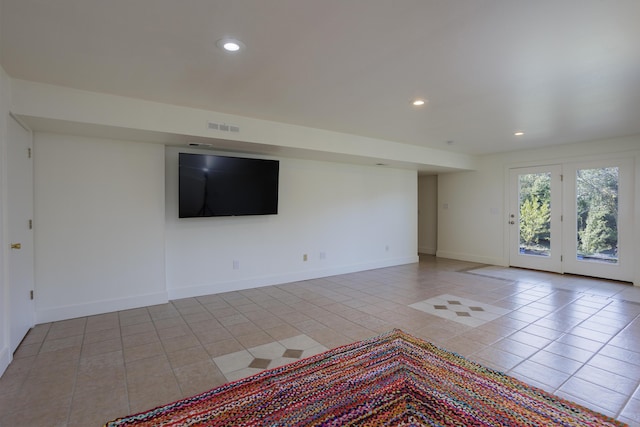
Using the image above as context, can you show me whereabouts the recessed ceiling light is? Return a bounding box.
[412,99,426,106]
[514,131,524,136]
[216,38,245,53]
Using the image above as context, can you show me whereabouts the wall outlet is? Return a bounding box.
[303,254,308,262]
[385,245,390,252]
[319,252,326,260]
[232,260,240,270]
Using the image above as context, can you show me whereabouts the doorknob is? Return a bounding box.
[10,243,21,249]
[509,221,515,225]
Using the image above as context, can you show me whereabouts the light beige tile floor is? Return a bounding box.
[1,255,640,426]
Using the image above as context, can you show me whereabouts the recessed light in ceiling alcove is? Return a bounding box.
[412,99,426,106]
[514,131,524,136]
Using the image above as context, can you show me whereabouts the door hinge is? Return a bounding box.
[561,215,563,222]
[561,255,563,262]
[30,290,34,300]
[560,174,563,182]
[29,219,33,230]
[28,148,32,159]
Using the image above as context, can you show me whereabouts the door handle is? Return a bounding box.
[10,243,21,249]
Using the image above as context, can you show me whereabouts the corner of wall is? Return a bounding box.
[435,250,506,267]
[0,345,10,377]
[635,154,640,287]
[418,246,436,255]
[0,64,13,377]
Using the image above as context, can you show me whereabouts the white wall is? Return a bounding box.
[33,133,167,322]
[0,65,12,375]
[437,135,640,285]
[418,175,437,255]
[29,136,418,323]
[437,159,505,266]
[165,147,418,298]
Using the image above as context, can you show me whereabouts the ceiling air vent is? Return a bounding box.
[207,121,240,133]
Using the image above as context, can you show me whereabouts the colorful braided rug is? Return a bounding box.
[105,329,626,426]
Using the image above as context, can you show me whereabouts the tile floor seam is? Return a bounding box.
[65,318,87,427]
[546,326,635,417]
[616,379,640,419]
[158,302,210,399]
[483,287,621,388]
[117,312,133,418]
[109,310,133,420]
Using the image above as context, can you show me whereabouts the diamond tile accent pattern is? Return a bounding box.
[410,294,511,327]
[213,334,327,382]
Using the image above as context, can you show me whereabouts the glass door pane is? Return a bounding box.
[576,167,618,264]
[519,172,551,257]
[563,159,633,282]
[509,165,562,273]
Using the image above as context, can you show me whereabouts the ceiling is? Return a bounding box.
[1,0,640,156]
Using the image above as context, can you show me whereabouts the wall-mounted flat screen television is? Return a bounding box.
[179,153,279,218]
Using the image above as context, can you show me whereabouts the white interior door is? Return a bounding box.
[7,115,35,353]
[509,165,563,273]
[563,159,634,282]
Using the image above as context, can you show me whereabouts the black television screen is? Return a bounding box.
[179,153,279,218]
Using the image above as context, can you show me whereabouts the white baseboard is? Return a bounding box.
[168,256,419,300]
[35,291,169,324]
[33,257,421,323]
[435,250,506,267]
[0,345,11,378]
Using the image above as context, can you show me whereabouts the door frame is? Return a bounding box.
[506,156,636,283]
[6,113,35,353]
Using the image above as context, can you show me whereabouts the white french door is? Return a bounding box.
[509,159,635,282]
[509,165,563,273]
[562,159,634,282]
